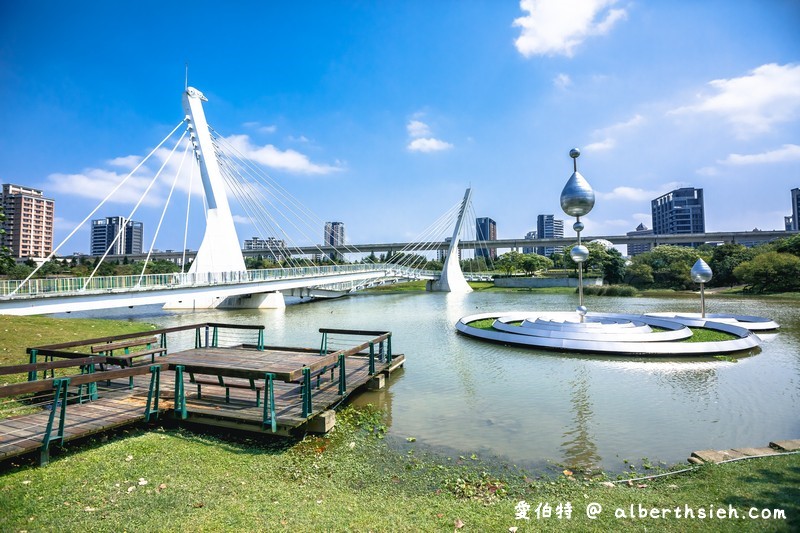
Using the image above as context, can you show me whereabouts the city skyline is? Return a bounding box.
[1,2,798,255]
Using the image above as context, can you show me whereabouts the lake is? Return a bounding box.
[61,289,800,472]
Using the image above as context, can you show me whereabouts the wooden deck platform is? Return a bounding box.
[0,323,404,465]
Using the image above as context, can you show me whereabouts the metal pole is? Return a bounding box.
[700,283,706,318]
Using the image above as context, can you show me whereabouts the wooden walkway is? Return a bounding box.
[0,323,404,465]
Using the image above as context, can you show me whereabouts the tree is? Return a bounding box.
[624,262,654,288]
[461,256,489,272]
[0,206,15,275]
[629,245,702,290]
[708,243,755,287]
[733,252,800,293]
[775,234,800,258]
[424,260,443,271]
[495,251,523,275]
[520,253,552,276]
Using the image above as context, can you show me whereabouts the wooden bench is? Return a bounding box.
[188,373,265,406]
[91,336,166,368]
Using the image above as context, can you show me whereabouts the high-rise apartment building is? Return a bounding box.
[522,230,537,254]
[90,216,143,256]
[475,217,497,260]
[324,221,345,261]
[651,187,705,238]
[626,222,654,256]
[789,188,800,231]
[535,215,564,257]
[1,183,55,258]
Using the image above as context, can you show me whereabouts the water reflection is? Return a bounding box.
[560,365,600,470]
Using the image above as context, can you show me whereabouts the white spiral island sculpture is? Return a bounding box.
[457,149,779,356]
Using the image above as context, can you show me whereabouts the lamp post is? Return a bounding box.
[560,148,595,322]
[691,258,713,318]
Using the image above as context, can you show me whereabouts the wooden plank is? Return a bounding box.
[0,356,108,376]
[91,337,160,353]
[0,363,164,398]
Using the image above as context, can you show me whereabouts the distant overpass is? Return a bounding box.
[67,229,795,264]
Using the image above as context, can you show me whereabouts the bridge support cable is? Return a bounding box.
[83,129,189,290]
[181,158,197,273]
[209,129,365,260]
[211,131,362,261]
[465,202,495,273]
[137,136,193,286]
[212,144,317,269]
[8,120,188,297]
[391,198,463,270]
[213,145,319,269]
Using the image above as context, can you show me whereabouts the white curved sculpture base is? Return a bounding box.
[456,311,779,356]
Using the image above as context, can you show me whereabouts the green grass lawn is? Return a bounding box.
[0,406,797,531]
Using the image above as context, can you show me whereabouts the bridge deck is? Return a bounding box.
[0,344,404,464]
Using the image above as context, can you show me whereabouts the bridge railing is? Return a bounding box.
[0,263,439,298]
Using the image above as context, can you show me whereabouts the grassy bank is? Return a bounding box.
[0,406,797,531]
[1,316,797,531]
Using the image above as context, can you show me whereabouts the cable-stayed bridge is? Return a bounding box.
[0,87,479,316]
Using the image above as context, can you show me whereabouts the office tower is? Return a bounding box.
[324,221,345,261]
[475,217,497,260]
[91,216,143,255]
[1,183,55,258]
[535,214,564,257]
[651,187,705,246]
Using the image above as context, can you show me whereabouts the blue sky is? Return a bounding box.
[1,1,798,256]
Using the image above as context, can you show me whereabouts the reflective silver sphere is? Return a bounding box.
[569,148,581,159]
[576,305,587,316]
[570,244,589,263]
[573,221,585,233]
[560,170,595,217]
[691,258,713,283]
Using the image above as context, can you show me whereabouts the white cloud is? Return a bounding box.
[719,144,800,165]
[107,155,141,169]
[585,139,616,152]
[584,114,644,152]
[405,115,453,153]
[232,215,252,224]
[47,168,161,206]
[597,182,682,202]
[669,63,800,137]
[223,134,342,175]
[553,73,572,90]
[513,0,627,58]
[407,120,432,138]
[407,138,454,153]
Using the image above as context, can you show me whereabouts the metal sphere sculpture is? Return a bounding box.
[691,258,713,318]
[560,148,595,320]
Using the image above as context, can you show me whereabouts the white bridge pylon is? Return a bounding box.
[427,188,473,293]
[166,87,282,310]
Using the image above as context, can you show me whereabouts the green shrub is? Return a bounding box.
[581,284,638,297]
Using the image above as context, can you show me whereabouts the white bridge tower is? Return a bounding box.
[165,87,285,309]
[428,188,473,293]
